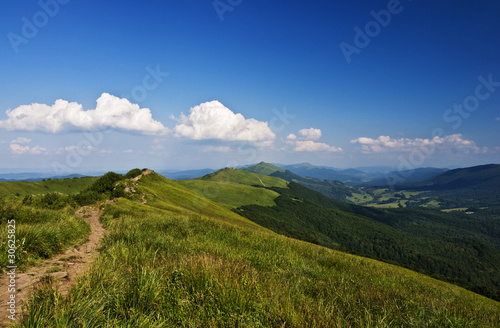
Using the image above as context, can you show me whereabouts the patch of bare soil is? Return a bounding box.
[0,207,105,326]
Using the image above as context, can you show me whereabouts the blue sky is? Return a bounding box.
[1,0,499,173]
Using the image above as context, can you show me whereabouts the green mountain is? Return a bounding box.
[414,164,500,191]
[389,164,500,209]
[181,168,500,301]
[244,161,285,175]
[2,170,500,326]
[277,162,369,184]
[244,162,360,202]
[177,167,287,209]
[246,162,500,210]
[368,167,449,186]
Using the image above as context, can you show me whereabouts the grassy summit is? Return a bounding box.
[244,162,285,176]
[177,168,288,209]
[14,171,500,327]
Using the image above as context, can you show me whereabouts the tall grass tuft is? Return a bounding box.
[0,199,91,271]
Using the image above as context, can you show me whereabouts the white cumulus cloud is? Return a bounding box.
[286,127,341,152]
[9,138,47,155]
[299,128,322,140]
[0,93,168,135]
[351,134,486,154]
[173,101,275,145]
[293,140,342,152]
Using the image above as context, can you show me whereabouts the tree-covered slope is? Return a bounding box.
[180,168,500,300]
[233,181,500,301]
[419,164,500,190]
[243,162,361,202]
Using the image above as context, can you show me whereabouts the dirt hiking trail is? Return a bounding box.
[0,207,104,327]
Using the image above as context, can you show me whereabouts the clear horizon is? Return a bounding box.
[1,1,499,175]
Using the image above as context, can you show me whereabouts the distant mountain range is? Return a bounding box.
[402,164,500,191]
[0,173,88,182]
[242,162,455,187]
[244,162,358,202]
[2,163,498,195]
[158,168,216,180]
[242,162,500,209]
[368,167,450,186]
[274,163,370,184]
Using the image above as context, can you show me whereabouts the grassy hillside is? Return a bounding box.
[176,168,500,300]
[234,181,500,301]
[200,167,288,188]
[0,177,98,198]
[245,162,285,175]
[243,162,361,202]
[0,199,91,272]
[16,171,500,327]
[177,168,287,209]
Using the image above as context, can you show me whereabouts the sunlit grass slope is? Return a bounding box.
[17,172,500,327]
[245,162,285,175]
[0,177,98,198]
[131,172,263,229]
[177,168,288,209]
[0,199,91,272]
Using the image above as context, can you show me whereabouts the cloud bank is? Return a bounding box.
[293,140,342,152]
[0,93,168,135]
[298,128,321,140]
[174,101,275,145]
[351,134,487,154]
[9,137,47,155]
[286,127,342,152]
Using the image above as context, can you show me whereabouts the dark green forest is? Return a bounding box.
[234,182,500,301]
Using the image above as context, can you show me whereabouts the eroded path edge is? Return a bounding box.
[0,206,105,326]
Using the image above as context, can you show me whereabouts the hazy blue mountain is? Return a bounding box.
[367,167,449,186]
[0,173,88,182]
[275,163,370,184]
[159,168,215,180]
[412,164,500,191]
